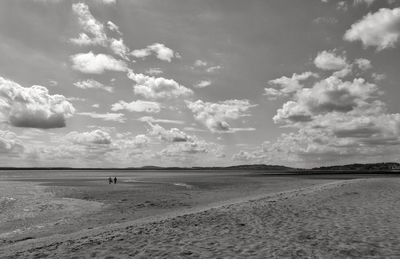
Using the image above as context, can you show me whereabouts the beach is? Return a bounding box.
[0,170,337,245]
[1,172,400,258]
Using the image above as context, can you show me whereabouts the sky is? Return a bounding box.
[0,0,400,168]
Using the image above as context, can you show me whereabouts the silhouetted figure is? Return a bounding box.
[114,177,117,184]
[108,177,112,184]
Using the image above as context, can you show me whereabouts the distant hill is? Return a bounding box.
[0,164,296,171]
[1,163,399,172]
[312,162,400,171]
[223,164,295,171]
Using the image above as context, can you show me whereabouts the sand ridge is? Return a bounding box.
[2,178,400,258]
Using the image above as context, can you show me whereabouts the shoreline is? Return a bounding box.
[1,178,361,257]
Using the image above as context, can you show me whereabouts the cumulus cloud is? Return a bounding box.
[273,76,378,124]
[232,150,266,162]
[150,125,218,156]
[66,129,112,145]
[70,3,107,46]
[131,43,177,62]
[159,140,209,156]
[186,99,255,132]
[71,52,128,74]
[0,77,75,129]
[314,50,348,71]
[110,38,130,60]
[0,130,24,155]
[71,3,131,62]
[78,112,126,123]
[127,70,193,99]
[355,58,372,71]
[113,134,150,150]
[344,8,400,51]
[111,100,161,113]
[147,123,192,142]
[267,109,400,166]
[107,21,121,35]
[73,79,113,92]
[194,80,212,88]
[265,72,318,99]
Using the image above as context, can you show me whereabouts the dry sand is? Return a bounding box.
[2,177,400,258]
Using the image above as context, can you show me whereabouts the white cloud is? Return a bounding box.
[145,68,163,75]
[194,60,207,67]
[71,3,107,46]
[265,72,318,99]
[206,65,222,73]
[337,1,348,11]
[353,0,376,6]
[71,3,131,62]
[314,50,348,71]
[186,99,255,132]
[149,124,218,156]
[372,73,386,81]
[194,80,212,88]
[73,79,113,92]
[107,21,122,35]
[97,0,116,4]
[111,100,161,113]
[66,129,112,145]
[0,130,24,155]
[78,112,126,123]
[131,43,177,62]
[110,38,130,60]
[344,8,400,51]
[113,134,150,150]
[138,116,184,125]
[147,123,192,142]
[273,76,378,124]
[355,58,372,71]
[127,70,193,99]
[232,150,266,162]
[159,140,209,156]
[71,52,128,74]
[130,48,151,59]
[0,77,75,129]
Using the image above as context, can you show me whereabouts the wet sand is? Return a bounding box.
[0,170,337,246]
[2,172,400,258]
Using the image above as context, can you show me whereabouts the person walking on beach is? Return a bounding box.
[114,177,117,184]
[108,177,112,184]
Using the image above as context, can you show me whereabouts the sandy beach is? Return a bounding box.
[0,170,338,246]
[2,177,400,258]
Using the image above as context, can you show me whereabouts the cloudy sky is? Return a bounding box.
[1,0,400,168]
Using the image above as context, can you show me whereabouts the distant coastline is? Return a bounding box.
[1,162,399,173]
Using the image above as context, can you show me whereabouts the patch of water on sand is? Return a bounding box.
[173,183,193,189]
[0,181,104,241]
[123,178,139,183]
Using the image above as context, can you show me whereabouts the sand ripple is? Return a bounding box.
[2,178,400,258]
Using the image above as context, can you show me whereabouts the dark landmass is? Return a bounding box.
[311,162,400,171]
[0,164,295,171]
[0,162,399,172]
